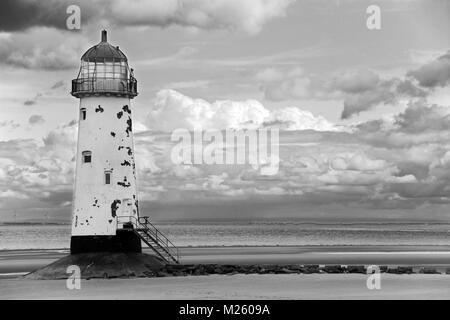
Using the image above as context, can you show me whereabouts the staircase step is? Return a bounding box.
[134,225,179,264]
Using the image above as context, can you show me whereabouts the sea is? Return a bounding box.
[1,221,450,250]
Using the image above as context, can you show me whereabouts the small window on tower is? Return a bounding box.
[105,171,112,184]
[80,108,86,120]
[82,151,92,163]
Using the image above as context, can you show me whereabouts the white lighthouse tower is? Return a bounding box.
[70,30,141,253]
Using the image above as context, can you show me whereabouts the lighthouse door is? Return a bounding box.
[121,198,133,225]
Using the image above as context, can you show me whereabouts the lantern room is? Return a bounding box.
[71,30,137,98]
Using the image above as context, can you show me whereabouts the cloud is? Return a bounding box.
[23,99,37,106]
[50,80,65,90]
[407,50,450,88]
[0,0,294,34]
[0,0,68,31]
[139,94,449,208]
[330,152,389,172]
[112,0,294,34]
[394,99,450,133]
[338,77,428,119]
[265,107,337,131]
[0,0,293,70]
[257,51,448,119]
[3,91,450,221]
[0,120,77,215]
[23,93,42,106]
[146,89,339,132]
[0,28,89,70]
[0,120,20,130]
[259,67,428,119]
[28,115,45,125]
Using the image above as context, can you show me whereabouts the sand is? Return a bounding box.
[1,245,450,299]
[2,274,450,299]
[2,245,450,275]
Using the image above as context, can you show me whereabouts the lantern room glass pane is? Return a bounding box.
[79,61,128,80]
[97,63,105,74]
[105,64,114,73]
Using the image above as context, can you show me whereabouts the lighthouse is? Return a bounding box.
[70,30,141,254]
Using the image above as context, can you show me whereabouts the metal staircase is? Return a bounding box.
[117,216,180,264]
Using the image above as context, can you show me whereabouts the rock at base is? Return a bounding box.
[25,252,166,280]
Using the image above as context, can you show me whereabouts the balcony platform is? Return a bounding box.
[71,77,138,98]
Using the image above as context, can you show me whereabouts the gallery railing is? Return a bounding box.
[71,77,138,97]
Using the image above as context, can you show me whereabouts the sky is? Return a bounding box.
[0,0,449,223]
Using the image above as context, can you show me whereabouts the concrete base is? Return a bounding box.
[25,252,165,280]
[70,230,142,254]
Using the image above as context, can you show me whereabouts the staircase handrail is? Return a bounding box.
[116,215,180,263]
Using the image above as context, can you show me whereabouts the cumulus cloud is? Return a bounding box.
[2,92,450,220]
[0,120,77,214]
[330,152,389,172]
[0,120,20,130]
[339,77,428,119]
[265,107,336,131]
[407,50,450,88]
[0,0,294,34]
[0,28,88,70]
[0,0,68,31]
[0,0,293,70]
[50,80,65,90]
[111,0,294,34]
[137,92,450,208]
[257,50,450,119]
[23,99,37,106]
[394,99,450,133]
[28,114,45,125]
[146,89,338,131]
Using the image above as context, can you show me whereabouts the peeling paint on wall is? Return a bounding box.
[125,117,132,137]
[123,105,131,114]
[111,199,122,218]
[92,198,100,208]
[121,160,131,166]
[117,176,131,187]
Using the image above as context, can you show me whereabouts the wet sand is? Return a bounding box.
[2,245,450,275]
[1,246,450,299]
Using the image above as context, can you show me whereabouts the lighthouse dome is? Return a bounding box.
[71,30,137,98]
[81,30,127,62]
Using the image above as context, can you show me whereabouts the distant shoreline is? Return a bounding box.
[2,221,450,226]
[3,244,450,253]
[4,244,450,253]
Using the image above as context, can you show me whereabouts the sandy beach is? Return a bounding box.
[2,245,450,275]
[1,245,450,299]
[2,274,450,300]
